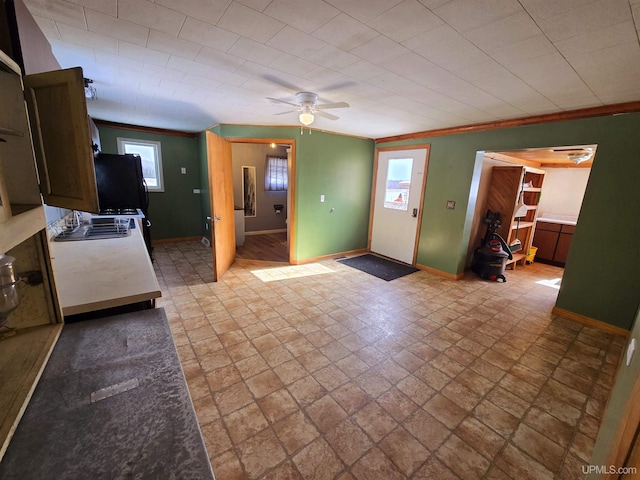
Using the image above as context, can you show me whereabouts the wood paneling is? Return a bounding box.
[485,147,595,168]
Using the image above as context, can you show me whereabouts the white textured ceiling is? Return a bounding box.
[23,0,640,138]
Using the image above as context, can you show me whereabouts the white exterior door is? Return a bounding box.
[370,148,428,264]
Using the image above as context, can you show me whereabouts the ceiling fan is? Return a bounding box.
[552,147,594,164]
[267,92,349,126]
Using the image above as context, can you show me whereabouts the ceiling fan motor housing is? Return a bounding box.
[297,92,318,109]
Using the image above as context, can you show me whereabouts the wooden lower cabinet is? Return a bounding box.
[533,227,560,262]
[554,232,573,264]
[533,221,574,267]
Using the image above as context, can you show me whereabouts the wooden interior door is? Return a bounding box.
[206,131,235,281]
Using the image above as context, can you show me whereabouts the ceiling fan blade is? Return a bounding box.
[315,110,339,120]
[316,102,350,110]
[261,74,302,92]
[322,80,357,93]
[267,97,299,108]
[274,109,298,116]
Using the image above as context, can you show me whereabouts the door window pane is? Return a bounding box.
[383,158,413,211]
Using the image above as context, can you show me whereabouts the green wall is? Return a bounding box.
[378,113,640,329]
[201,126,375,261]
[99,113,640,329]
[97,125,203,240]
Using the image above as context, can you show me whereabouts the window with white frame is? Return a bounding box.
[265,156,288,191]
[117,138,164,192]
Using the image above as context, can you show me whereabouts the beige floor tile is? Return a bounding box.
[292,438,343,480]
[351,448,405,480]
[403,409,450,451]
[152,241,623,479]
[511,423,566,471]
[256,388,298,423]
[379,426,429,476]
[224,403,269,444]
[455,416,505,460]
[237,429,287,478]
[436,434,491,480]
[325,418,373,466]
[353,401,397,442]
[273,411,319,455]
[306,394,348,434]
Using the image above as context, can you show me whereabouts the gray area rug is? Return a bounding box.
[338,253,419,281]
[0,308,215,480]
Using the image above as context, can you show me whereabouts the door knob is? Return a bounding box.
[412,208,418,218]
[207,216,222,221]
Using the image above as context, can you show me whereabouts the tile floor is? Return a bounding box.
[152,240,625,480]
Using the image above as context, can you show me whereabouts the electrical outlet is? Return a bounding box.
[181,167,187,174]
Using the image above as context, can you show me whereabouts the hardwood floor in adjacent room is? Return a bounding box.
[236,232,289,263]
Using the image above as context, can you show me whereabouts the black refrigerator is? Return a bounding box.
[93,153,153,258]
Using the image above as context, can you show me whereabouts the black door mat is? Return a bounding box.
[338,254,419,281]
[0,308,215,480]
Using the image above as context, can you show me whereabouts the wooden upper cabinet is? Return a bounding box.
[0,49,46,252]
[23,66,99,213]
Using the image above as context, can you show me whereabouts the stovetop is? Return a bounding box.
[98,208,143,215]
[92,208,145,218]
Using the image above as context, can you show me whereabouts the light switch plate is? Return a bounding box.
[626,338,636,366]
[181,167,187,174]
[320,194,325,203]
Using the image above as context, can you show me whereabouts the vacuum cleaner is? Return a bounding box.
[472,210,513,282]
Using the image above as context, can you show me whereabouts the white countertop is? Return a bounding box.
[537,214,578,226]
[49,222,161,316]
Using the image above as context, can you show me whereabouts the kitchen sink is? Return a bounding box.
[54,218,131,241]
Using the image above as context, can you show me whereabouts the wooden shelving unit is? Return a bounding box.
[484,166,546,268]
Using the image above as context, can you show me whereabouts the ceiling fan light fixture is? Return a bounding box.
[567,148,593,164]
[299,111,314,126]
[269,91,348,125]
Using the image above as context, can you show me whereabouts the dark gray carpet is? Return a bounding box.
[338,253,419,281]
[0,308,215,480]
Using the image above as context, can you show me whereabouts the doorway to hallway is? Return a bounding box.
[229,138,295,264]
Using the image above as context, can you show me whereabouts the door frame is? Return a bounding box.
[226,137,296,264]
[368,144,430,265]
